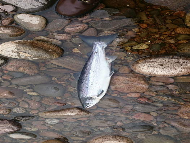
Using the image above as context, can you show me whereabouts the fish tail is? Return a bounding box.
[79,34,118,47]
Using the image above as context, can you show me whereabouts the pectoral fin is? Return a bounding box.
[106,55,117,63]
[97,90,104,97]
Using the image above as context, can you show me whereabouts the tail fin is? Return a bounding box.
[79,34,118,47]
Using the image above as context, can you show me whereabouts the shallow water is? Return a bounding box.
[0,1,190,143]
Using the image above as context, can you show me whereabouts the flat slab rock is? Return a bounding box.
[0,0,56,12]
[0,119,22,134]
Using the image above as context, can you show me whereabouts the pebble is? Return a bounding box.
[34,36,62,46]
[0,90,15,98]
[11,75,51,85]
[46,19,70,32]
[12,107,26,113]
[14,116,35,122]
[175,27,190,34]
[0,4,15,12]
[1,0,55,12]
[42,139,69,143]
[3,59,39,75]
[82,28,98,36]
[97,97,121,108]
[150,77,174,84]
[132,113,154,121]
[0,119,21,134]
[33,83,65,97]
[50,56,85,71]
[125,124,154,132]
[53,33,72,40]
[0,108,11,114]
[165,119,190,133]
[160,126,178,136]
[89,19,135,30]
[0,40,63,60]
[14,14,47,31]
[174,76,190,82]
[90,10,110,18]
[39,107,90,118]
[111,74,149,93]
[142,134,180,143]
[132,43,149,49]
[178,104,190,119]
[134,104,158,112]
[87,135,134,143]
[1,17,14,26]
[185,13,190,27]
[64,22,88,33]
[8,132,37,139]
[45,119,59,125]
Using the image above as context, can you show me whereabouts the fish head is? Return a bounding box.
[80,96,100,108]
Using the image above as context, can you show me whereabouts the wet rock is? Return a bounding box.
[0,4,16,12]
[144,0,190,11]
[14,116,35,122]
[174,76,190,82]
[98,97,121,108]
[132,113,154,121]
[134,104,158,112]
[14,14,46,31]
[160,126,178,136]
[0,0,56,12]
[175,27,190,34]
[178,104,190,119]
[125,124,154,132]
[50,56,85,71]
[177,34,190,40]
[43,68,73,77]
[0,119,21,134]
[131,56,190,77]
[45,119,59,125]
[0,40,63,60]
[87,135,134,143]
[33,83,65,97]
[111,74,149,93]
[12,107,26,113]
[82,28,98,36]
[142,134,180,143]
[46,19,70,32]
[39,107,90,118]
[0,87,22,98]
[89,19,135,30]
[185,13,190,27]
[150,77,174,84]
[0,90,15,98]
[64,22,88,33]
[102,0,136,8]
[3,59,38,75]
[0,108,11,114]
[132,43,149,49]
[34,36,62,46]
[90,10,110,18]
[11,75,51,85]
[8,132,37,139]
[0,26,25,39]
[53,33,72,40]
[42,139,69,143]
[165,119,190,132]
[177,43,190,55]
[1,17,14,26]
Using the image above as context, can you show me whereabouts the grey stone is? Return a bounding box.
[11,75,51,85]
[33,83,65,97]
[90,10,110,18]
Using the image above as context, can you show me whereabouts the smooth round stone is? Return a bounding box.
[0,26,25,39]
[134,104,158,112]
[0,0,56,13]
[8,132,37,139]
[142,135,180,143]
[125,124,154,132]
[42,139,69,143]
[45,119,59,124]
[0,40,63,60]
[33,83,65,97]
[87,135,134,143]
[90,10,110,18]
[14,14,46,31]
[0,119,22,134]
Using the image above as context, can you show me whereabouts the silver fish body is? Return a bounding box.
[78,34,117,108]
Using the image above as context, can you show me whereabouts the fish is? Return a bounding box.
[77,34,117,108]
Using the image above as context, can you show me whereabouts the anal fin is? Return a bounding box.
[97,90,104,97]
